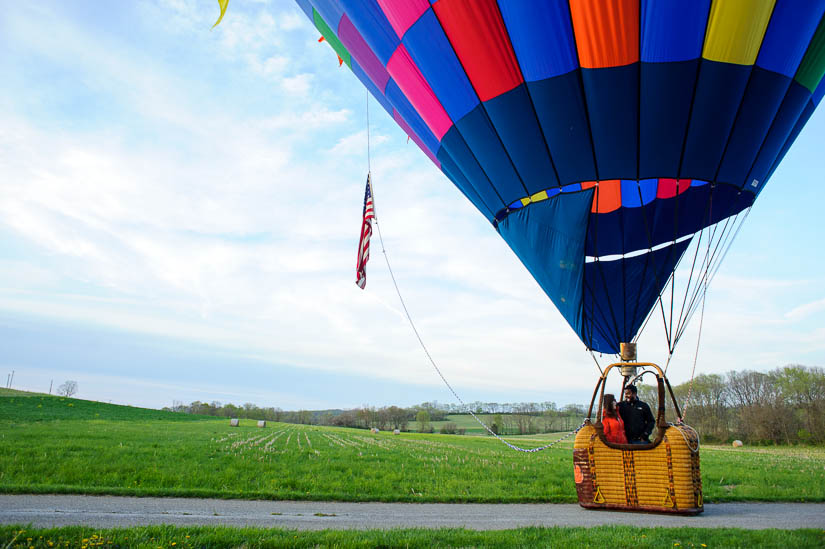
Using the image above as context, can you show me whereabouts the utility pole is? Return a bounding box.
[49,379,53,394]
[8,370,13,389]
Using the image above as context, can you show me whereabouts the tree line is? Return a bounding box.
[165,364,824,444]
[636,364,824,444]
[163,399,585,434]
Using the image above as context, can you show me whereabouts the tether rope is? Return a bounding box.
[681,280,707,422]
[365,93,582,452]
[372,218,583,452]
[366,90,371,173]
[670,421,701,453]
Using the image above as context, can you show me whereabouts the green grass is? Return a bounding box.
[425,414,493,434]
[1,392,824,502]
[0,390,212,422]
[422,413,580,435]
[1,525,823,548]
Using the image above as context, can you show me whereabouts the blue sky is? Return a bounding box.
[1,1,823,411]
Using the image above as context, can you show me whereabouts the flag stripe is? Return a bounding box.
[356,174,374,289]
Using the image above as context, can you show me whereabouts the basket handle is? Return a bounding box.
[586,362,676,449]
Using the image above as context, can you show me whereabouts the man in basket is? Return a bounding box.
[618,384,655,444]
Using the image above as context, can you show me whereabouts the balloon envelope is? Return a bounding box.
[296,0,825,354]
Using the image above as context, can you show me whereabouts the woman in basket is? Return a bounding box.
[602,393,628,444]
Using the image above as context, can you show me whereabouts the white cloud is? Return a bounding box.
[281,73,313,95]
[330,130,389,157]
[278,11,305,31]
[259,106,351,130]
[785,298,825,321]
[247,54,290,78]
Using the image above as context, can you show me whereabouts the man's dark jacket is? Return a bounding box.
[618,398,655,442]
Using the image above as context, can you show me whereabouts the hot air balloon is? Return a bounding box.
[295,0,824,355]
[288,0,824,514]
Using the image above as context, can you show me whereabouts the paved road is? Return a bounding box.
[1,496,824,530]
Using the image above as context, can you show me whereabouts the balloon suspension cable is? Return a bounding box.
[681,280,707,422]
[663,350,674,377]
[588,349,603,375]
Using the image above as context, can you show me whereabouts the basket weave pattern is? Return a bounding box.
[573,424,703,514]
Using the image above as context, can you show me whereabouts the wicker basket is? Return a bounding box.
[573,362,703,515]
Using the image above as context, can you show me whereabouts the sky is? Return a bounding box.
[1,1,824,412]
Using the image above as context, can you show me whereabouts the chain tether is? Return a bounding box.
[365,93,582,451]
[374,218,584,452]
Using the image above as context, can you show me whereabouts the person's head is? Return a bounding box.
[624,384,638,402]
[603,393,618,417]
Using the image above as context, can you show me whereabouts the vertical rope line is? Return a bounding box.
[589,349,603,375]
[676,206,747,347]
[366,90,371,174]
[708,207,752,283]
[675,192,719,344]
[682,281,707,422]
[673,195,721,348]
[675,224,713,345]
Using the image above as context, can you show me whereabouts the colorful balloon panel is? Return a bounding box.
[297,0,825,354]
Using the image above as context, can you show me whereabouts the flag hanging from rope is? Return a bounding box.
[355,173,374,289]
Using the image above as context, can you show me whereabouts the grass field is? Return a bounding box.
[2,524,824,549]
[2,391,824,503]
[425,414,582,435]
[426,414,499,434]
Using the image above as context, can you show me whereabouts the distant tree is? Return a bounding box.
[775,365,825,443]
[376,407,390,430]
[222,403,240,418]
[678,373,729,441]
[491,413,503,435]
[416,410,430,432]
[440,422,457,434]
[57,380,78,397]
[357,407,372,428]
[386,406,408,431]
[297,410,313,424]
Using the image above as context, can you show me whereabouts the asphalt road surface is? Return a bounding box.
[2,496,824,530]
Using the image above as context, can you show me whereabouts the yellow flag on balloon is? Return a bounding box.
[212,0,229,28]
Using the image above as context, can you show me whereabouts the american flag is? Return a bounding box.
[355,173,375,289]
